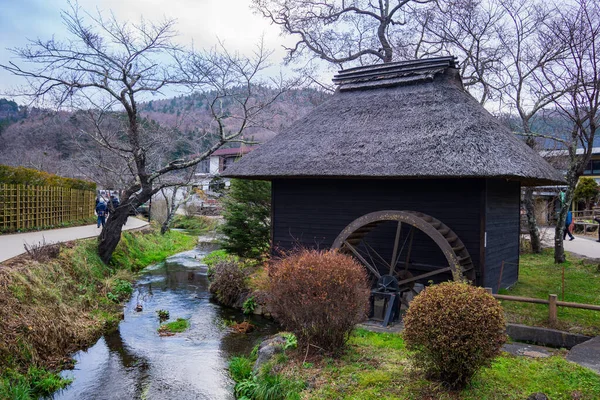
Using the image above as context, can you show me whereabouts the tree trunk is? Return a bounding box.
[523,187,542,253]
[98,206,130,264]
[554,223,566,264]
[161,212,175,235]
[555,174,577,264]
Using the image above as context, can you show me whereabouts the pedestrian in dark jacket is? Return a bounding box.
[564,211,575,241]
[96,201,107,228]
[110,195,120,213]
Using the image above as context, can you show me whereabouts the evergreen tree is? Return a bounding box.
[219,179,271,260]
[574,177,599,210]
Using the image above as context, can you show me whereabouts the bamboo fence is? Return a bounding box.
[0,184,95,231]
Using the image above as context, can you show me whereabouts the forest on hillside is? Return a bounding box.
[0,86,329,186]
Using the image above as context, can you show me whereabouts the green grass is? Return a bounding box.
[229,356,254,382]
[171,215,217,236]
[501,248,600,335]
[158,318,190,334]
[0,366,71,400]
[111,229,197,270]
[274,328,600,400]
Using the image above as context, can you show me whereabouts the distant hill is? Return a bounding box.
[0,87,331,181]
[0,98,27,134]
[139,86,330,144]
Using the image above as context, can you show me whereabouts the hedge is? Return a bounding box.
[0,165,96,191]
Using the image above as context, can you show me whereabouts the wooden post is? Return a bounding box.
[16,184,20,230]
[549,294,558,324]
[485,287,493,294]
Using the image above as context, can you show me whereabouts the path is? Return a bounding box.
[0,217,149,263]
[540,226,600,259]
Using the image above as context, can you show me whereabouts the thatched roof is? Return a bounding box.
[223,56,564,186]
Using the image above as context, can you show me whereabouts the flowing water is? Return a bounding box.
[51,244,277,400]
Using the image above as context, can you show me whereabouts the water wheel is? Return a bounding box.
[331,210,475,293]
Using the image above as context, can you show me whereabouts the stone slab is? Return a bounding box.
[502,342,555,358]
[506,323,592,349]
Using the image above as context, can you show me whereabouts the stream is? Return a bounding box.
[51,244,277,400]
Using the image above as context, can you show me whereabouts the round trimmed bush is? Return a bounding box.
[209,260,247,307]
[267,249,370,353]
[403,282,507,388]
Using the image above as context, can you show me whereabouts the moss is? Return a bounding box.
[158,318,190,334]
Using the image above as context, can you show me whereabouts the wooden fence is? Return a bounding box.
[0,184,95,231]
[485,287,600,324]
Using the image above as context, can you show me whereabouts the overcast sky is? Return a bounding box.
[0,0,294,101]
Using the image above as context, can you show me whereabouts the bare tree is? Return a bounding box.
[154,164,198,235]
[253,0,433,67]
[541,0,600,263]
[407,0,507,104]
[494,0,566,253]
[1,4,291,263]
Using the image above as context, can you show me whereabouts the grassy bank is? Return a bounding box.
[232,329,600,400]
[501,248,600,336]
[0,229,196,399]
[171,215,217,236]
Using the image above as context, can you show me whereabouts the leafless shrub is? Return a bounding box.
[23,237,61,262]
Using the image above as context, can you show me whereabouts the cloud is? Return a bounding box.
[0,0,292,99]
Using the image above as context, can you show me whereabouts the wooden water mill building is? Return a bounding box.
[223,56,563,295]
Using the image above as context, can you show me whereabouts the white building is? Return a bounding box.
[195,146,257,192]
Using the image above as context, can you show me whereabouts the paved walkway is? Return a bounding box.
[567,336,600,373]
[0,217,149,263]
[540,227,600,259]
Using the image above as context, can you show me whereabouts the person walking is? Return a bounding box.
[96,200,107,228]
[564,210,575,241]
[109,195,120,214]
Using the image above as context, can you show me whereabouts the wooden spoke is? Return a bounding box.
[404,227,415,271]
[362,243,380,274]
[344,241,381,279]
[391,226,413,276]
[396,267,452,287]
[390,221,402,275]
[333,211,475,285]
[364,241,391,270]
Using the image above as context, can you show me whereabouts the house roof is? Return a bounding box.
[223,56,564,186]
[541,147,600,157]
[211,146,256,157]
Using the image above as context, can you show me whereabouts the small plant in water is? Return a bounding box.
[242,296,257,315]
[158,318,190,336]
[156,309,170,321]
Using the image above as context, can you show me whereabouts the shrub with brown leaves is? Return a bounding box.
[209,260,247,307]
[403,281,507,388]
[268,249,370,354]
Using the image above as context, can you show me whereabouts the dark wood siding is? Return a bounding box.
[272,178,484,283]
[484,179,521,292]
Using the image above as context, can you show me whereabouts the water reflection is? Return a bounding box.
[52,247,277,400]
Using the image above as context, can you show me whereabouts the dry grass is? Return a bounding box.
[0,229,195,375]
[0,243,123,370]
